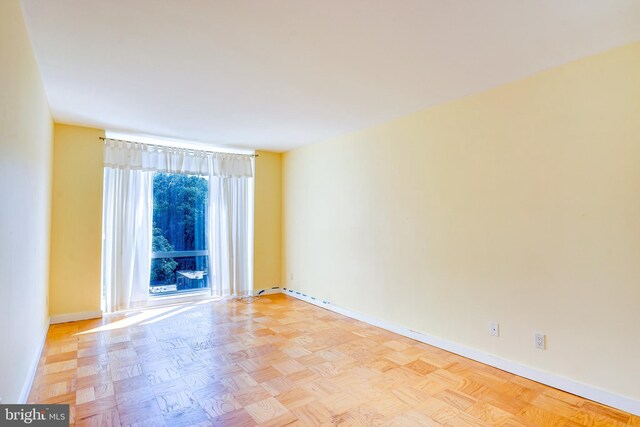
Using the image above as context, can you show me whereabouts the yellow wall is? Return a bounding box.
[49,124,104,317]
[254,150,283,291]
[0,0,53,403]
[282,43,640,400]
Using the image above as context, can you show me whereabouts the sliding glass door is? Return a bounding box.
[149,172,209,296]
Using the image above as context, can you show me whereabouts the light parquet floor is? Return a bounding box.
[28,294,639,426]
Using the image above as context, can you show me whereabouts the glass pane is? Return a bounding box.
[152,173,208,251]
[150,173,209,295]
[150,255,209,295]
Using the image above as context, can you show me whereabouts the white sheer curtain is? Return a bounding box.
[102,139,253,311]
[102,167,153,312]
[209,175,252,297]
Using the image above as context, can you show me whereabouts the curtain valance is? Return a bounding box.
[104,139,253,177]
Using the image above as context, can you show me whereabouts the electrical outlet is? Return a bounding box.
[490,321,499,337]
[290,273,294,280]
[535,333,546,349]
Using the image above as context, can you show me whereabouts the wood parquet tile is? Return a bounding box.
[29,294,639,426]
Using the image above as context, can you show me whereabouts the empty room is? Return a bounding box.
[1,0,639,425]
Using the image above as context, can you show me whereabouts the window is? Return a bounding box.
[101,131,255,310]
[150,173,209,295]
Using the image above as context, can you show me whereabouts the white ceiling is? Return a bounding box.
[20,1,640,151]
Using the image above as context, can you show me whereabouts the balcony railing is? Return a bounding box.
[151,250,208,259]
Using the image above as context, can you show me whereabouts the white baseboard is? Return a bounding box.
[254,287,282,296]
[18,309,101,403]
[49,310,103,325]
[18,318,50,404]
[282,288,640,416]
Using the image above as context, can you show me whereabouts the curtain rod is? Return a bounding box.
[99,137,258,157]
